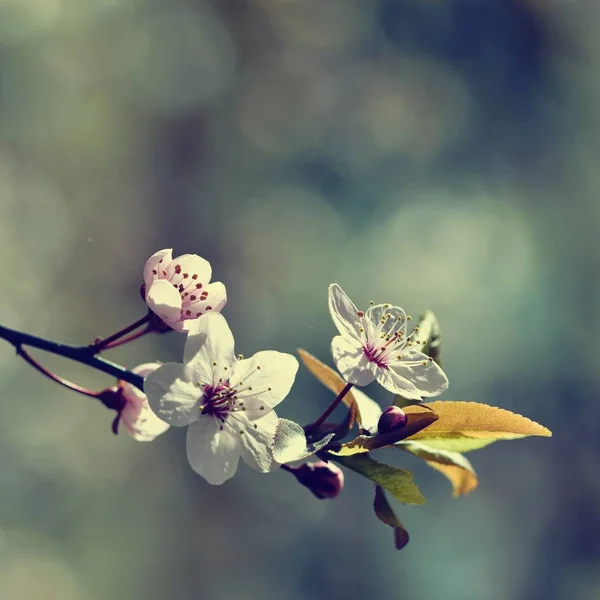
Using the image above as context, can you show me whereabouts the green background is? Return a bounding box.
[0,1,596,599]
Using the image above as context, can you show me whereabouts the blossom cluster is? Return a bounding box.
[123,249,449,486]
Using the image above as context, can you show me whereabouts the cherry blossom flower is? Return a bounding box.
[119,363,170,442]
[143,248,227,332]
[328,284,448,399]
[144,313,299,485]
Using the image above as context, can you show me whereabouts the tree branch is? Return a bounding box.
[0,324,145,391]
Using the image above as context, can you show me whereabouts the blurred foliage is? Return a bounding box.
[0,0,598,599]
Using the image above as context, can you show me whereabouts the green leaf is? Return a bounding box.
[333,454,426,505]
[273,419,334,463]
[329,405,438,456]
[397,440,478,497]
[403,401,552,452]
[373,486,410,550]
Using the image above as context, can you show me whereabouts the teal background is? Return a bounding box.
[0,1,597,599]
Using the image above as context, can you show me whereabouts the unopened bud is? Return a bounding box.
[95,386,127,435]
[292,460,344,500]
[377,406,407,434]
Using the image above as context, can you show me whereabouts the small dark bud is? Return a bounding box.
[139,284,147,301]
[292,461,344,500]
[97,385,126,413]
[95,386,127,435]
[377,406,407,434]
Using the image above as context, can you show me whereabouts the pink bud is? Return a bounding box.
[377,406,407,434]
[293,461,344,500]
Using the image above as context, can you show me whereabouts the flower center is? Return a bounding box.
[363,342,392,368]
[153,260,213,320]
[360,310,408,368]
[201,382,236,422]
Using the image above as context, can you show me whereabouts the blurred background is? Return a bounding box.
[0,0,598,598]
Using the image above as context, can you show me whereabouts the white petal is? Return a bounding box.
[143,248,172,289]
[121,398,170,442]
[364,304,407,341]
[328,283,362,342]
[271,418,309,463]
[145,279,182,324]
[351,388,383,434]
[120,363,162,405]
[119,362,170,441]
[165,253,212,283]
[186,418,241,485]
[375,367,422,399]
[231,411,279,473]
[272,418,335,463]
[331,335,376,387]
[230,351,298,419]
[185,282,227,318]
[388,349,449,397]
[144,362,202,426]
[183,313,236,384]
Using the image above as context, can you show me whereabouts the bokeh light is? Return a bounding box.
[0,1,597,599]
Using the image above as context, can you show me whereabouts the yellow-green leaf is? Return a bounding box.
[329,407,438,456]
[404,438,496,453]
[373,485,410,550]
[397,440,478,497]
[403,401,552,452]
[333,454,426,505]
[298,348,360,425]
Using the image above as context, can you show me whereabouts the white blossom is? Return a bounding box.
[328,284,448,399]
[145,313,298,484]
[143,248,226,331]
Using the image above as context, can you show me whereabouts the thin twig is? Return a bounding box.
[305,382,354,436]
[90,314,151,352]
[101,325,152,350]
[16,347,101,398]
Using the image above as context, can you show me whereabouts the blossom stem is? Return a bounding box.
[101,325,152,350]
[90,314,151,352]
[0,323,145,391]
[305,382,354,435]
[16,347,101,398]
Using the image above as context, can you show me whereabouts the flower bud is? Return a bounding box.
[292,460,344,500]
[377,406,407,434]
